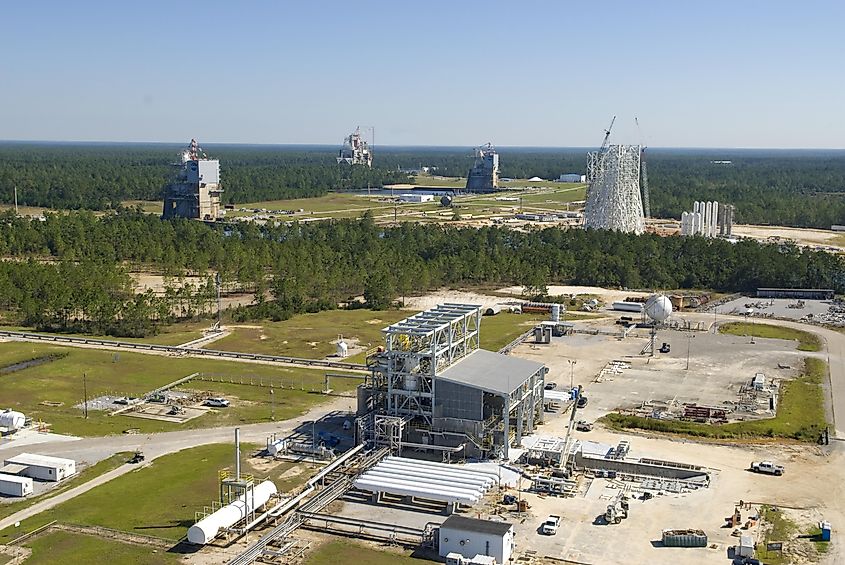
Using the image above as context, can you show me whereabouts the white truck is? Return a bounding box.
[541,515,561,535]
[750,461,785,476]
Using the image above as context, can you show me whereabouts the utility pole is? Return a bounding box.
[685,335,695,370]
[568,359,577,389]
[13,186,18,215]
[215,272,222,330]
[83,373,89,419]
[270,387,275,421]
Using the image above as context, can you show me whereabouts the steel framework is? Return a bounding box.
[584,144,644,234]
[382,303,481,426]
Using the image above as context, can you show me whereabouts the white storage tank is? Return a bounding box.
[336,339,348,358]
[0,474,33,497]
[0,410,25,431]
[187,480,277,545]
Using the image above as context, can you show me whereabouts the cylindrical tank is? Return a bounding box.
[187,480,277,545]
[440,195,453,207]
[267,439,287,456]
[550,304,561,323]
[484,305,502,316]
[404,374,418,391]
[0,410,25,431]
[336,340,348,358]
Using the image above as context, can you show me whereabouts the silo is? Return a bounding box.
[550,304,561,323]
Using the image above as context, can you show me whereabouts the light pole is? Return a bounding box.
[270,387,275,421]
[568,359,577,389]
[685,335,695,371]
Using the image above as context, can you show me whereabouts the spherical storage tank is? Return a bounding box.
[0,410,25,431]
[644,294,673,323]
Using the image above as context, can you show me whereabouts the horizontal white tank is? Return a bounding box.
[374,461,495,487]
[187,480,277,545]
[0,410,25,431]
[611,301,644,313]
[383,457,500,482]
[360,469,486,495]
[357,472,482,497]
[353,477,479,505]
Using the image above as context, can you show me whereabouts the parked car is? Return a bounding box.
[575,420,593,432]
[750,461,785,476]
[577,396,589,409]
[205,397,230,408]
[658,342,671,353]
[541,515,561,535]
[544,382,558,390]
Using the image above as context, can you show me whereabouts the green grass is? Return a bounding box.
[303,540,425,565]
[719,322,823,352]
[602,358,828,442]
[0,341,348,436]
[23,530,179,565]
[756,505,797,565]
[479,312,545,351]
[0,444,266,544]
[0,453,130,522]
[215,309,411,359]
[0,320,209,346]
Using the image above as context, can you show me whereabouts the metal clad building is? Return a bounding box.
[0,474,33,497]
[4,453,76,482]
[438,515,515,563]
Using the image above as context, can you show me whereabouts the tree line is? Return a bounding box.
[0,210,842,336]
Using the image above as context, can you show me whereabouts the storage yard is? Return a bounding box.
[0,292,841,565]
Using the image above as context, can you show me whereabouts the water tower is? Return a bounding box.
[644,294,673,356]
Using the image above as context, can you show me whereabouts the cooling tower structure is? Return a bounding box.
[583,144,645,234]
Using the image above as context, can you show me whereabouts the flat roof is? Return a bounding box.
[6,453,75,468]
[441,515,513,536]
[384,304,481,336]
[0,473,32,485]
[438,349,544,395]
[0,463,28,475]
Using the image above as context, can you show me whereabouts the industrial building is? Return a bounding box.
[439,515,515,564]
[399,193,434,203]
[0,474,33,497]
[162,139,223,221]
[583,144,645,234]
[680,201,734,237]
[337,127,373,167]
[558,173,586,183]
[465,144,499,192]
[756,288,835,300]
[358,304,546,460]
[3,453,76,482]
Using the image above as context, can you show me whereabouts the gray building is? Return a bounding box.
[465,144,499,192]
[359,304,545,460]
[162,139,223,221]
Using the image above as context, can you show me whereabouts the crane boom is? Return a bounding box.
[601,116,616,152]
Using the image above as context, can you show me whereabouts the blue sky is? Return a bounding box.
[1,0,842,148]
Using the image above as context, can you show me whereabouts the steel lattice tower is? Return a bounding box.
[583,144,644,234]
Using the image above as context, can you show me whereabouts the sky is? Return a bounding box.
[1,0,843,148]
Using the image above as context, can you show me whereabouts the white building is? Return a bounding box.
[558,173,586,183]
[438,515,515,564]
[680,201,733,237]
[4,453,76,482]
[399,193,434,203]
[0,474,33,497]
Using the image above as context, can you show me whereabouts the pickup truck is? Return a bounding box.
[750,461,785,476]
[541,515,561,535]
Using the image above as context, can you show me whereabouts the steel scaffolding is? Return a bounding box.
[584,144,644,234]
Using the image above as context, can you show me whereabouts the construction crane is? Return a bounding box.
[635,117,651,218]
[601,116,616,152]
[586,116,616,198]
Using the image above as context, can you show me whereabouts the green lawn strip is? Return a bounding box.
[303,540,425,565]
[602,358,828,442]
[0,444,268,544]
[479,313,545,352]
[719,321,822,352]
[0,453,130,522]
[22,530,178,565]
[0,342,342,436]
[757,505,798,565]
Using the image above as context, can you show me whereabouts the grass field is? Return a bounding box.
[603,357,828,442]
[0,453,130,522]
[0,342,346,436]
[23,530,179,565]
[215,309,412,359]
[719,322,823,351]
[479,312,545,351]
[303,540,425,565]
[0,443,271,544]
[0,320,209,347]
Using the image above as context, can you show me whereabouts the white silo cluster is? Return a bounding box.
[680,201,733,237]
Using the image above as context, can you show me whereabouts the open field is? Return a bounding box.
[719,321,823,351]
[0,320,210,347]
[212,309,412,359]
[0,453,130,521]
[0,341,347,436]
[0,443,264,543]
[23,530,179,565]
[302,539,423,564]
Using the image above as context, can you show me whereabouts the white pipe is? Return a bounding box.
[360,469,487,494]
[353,475,481,501]
[373,462,495,487]
[383,456,500,481]
[235,428,241,481]
[353,477,478,504]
